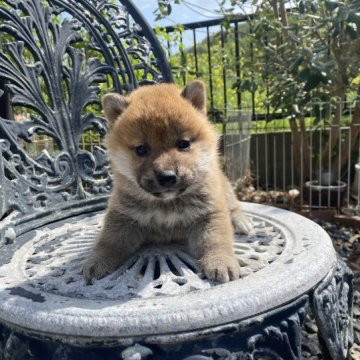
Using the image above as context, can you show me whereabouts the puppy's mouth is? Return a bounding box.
[139,177,189,199]
[151,187,186,198]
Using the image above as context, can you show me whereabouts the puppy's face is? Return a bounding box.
[103,81,218,200]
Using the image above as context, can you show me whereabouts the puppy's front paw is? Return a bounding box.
[232,214,253,235]
[82,254,118,284]
[201,255,241,283]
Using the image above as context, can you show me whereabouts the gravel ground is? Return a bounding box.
[301,220,360,359]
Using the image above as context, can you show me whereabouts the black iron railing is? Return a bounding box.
[158,15,258,118]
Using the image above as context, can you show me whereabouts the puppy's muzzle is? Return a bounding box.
[155,170,177,188]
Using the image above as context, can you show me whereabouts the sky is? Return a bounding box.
[131,0,257,49]
[132,0,225,28]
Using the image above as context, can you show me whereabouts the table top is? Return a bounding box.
[0,202,336,345]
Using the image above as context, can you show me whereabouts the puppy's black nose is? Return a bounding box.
[155,170,177,188]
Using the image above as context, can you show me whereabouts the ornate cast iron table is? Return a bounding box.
[0,202,353,359]
[0,0,353,359]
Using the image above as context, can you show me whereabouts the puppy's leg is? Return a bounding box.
[223,174,253,235]
[82,210,144,283]
[189,211,241,283]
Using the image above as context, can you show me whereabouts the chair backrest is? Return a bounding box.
[0,0,172,232]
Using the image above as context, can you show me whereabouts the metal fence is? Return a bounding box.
[158,14,270,118]
[229,99,360,212]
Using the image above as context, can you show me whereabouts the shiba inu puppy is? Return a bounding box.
[83,80,252,283]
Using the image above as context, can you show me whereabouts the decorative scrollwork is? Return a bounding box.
[0,0,172,220]
[312,255,353,360]
[183,296,308,360]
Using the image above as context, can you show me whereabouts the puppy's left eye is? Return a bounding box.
[177,139,191,151]
[135,145,149,156]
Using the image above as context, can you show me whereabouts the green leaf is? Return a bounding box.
[303,73,323,92]
[313,45,330,53]
[331,24,341,38]
[348,12,360,25]
[290,56,304,71]
[346,24,358,40]
[231,79,241,90]
[310,3,318,13]
[299,1,306,14]
[337,6,349,22]
[297,68,311,82]
[298,94,312,107]
[325,1,340,11]
[221,18,231,30]
[241,79,257,92]
[313,104,322,123]
[320,60,337,70]
[301,47,313,56]
[289,34,300,43]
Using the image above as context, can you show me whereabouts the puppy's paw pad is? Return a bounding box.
[82,258,117,284]
[233,216,253,235]
[201,256,241,283]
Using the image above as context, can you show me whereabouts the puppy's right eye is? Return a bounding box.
[177,139,191,151]
[135,145,149,156]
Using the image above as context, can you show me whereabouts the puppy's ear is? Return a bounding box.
[102,93,130,126]
[181,80,206,113]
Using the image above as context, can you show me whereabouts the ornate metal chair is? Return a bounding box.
[0,1,353,359]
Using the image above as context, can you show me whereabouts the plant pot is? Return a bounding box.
[304,180,347,207]
[315,171,336,186]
